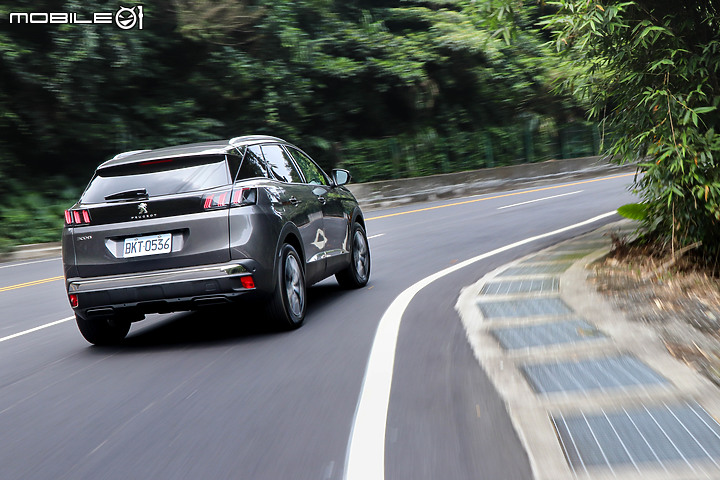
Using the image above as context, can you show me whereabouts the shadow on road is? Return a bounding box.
[87,280,354,351]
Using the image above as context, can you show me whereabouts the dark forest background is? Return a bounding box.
[0,1,598,249]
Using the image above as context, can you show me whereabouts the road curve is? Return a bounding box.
[0,173,635,480]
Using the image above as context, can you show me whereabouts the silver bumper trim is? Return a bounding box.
[68,262,250,293]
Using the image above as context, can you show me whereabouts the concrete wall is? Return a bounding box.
[347,156,634,210]
[5,156,635,260]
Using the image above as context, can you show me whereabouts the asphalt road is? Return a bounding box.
[0,173,636,480]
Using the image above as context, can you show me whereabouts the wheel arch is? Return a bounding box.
[351,208,365,231]
[274,222,306,272]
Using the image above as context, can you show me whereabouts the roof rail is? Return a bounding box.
[112,149,151,161]
[228,135,284,146]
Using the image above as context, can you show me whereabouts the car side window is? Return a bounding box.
[227,153,242,180]
[260,145,304,183]
[286,148,329,186]
[235,146,268,181]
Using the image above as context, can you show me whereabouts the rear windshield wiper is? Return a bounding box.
[104,188,149,201]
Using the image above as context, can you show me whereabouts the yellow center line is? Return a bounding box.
[0,276,64,293]
[366,172,635,221]
[0,173,633,292]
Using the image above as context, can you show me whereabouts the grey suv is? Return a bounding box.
[62,136,370,345]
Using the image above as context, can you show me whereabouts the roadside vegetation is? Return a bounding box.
[542,0,720,264]
[537,0,720,384]
[0,1,595,250]
[9,1,719,257]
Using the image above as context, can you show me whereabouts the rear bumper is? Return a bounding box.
[66,261,263,318]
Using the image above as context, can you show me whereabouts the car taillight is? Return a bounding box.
[65,209,91,226]
[203,188,256,210]
[69,294,78,308]
[203,190,230,210]
[231,188,257,206]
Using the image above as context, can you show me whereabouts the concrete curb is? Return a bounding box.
[1,242,62,263]
[455,221,720,480]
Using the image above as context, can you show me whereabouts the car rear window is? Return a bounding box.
[81,155,231,204]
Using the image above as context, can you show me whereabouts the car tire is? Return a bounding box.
[267,243,306,330]
[75,314,130,346]
[336,223,370,289]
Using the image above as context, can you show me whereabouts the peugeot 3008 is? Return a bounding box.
[62,135,370,345]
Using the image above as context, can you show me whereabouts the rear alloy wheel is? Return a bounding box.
[75,314,130,346]
[336,223,370,288]
[267,244,306,329]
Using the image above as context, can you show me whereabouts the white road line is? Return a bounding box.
[497,190,583,210]
[0,257,62,270]
[367,234,385,240]
[0,316,74,343]
[343,211,617,480]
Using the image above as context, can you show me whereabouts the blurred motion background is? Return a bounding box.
[0,0,600,252]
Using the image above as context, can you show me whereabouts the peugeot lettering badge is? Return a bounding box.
[131,202,156,220]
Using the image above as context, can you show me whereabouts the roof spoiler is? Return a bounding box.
[112,149,151,161]
[229,135,284,146]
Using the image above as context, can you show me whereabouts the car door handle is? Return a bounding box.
[317,196,326,205]
[289,196,302,206]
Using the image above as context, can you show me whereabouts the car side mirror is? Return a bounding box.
[331,169,351,187]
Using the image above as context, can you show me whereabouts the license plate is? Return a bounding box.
[123,233,172,258]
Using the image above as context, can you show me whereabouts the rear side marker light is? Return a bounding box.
[65,209,91,226]
[69,294,78,308]
[240,276,255,289]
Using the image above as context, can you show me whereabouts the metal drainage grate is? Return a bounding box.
[490,320,604,350]
[478,297,572,319]
[498,263,574,276]
[522,354,668,395]
[553,402,720,475]
[481,278,559,295]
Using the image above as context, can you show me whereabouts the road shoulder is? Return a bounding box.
[0,242,61,263]
[456,220,720,480]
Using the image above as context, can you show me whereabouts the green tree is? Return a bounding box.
[543,1,720,259]
[0,0,591,246]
